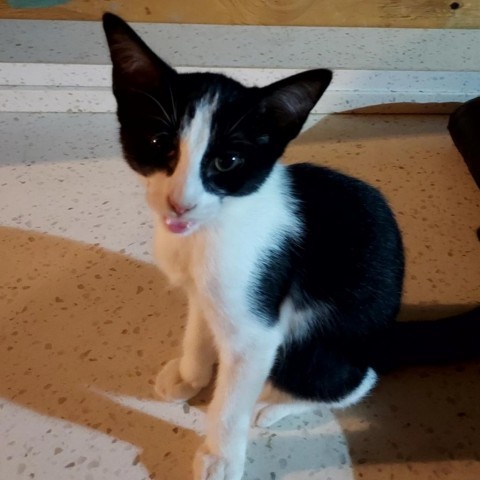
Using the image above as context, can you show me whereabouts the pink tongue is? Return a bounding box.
[164,218,190,234]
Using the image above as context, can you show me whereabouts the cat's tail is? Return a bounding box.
[371,306,480,372]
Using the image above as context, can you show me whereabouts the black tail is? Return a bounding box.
[372,306,480,373]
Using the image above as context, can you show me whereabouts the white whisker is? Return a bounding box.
[226,108,254,135]
[133,89,175,127]
[148,115,171,128]
[168,83,178,125]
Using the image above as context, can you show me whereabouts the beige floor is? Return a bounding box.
[1,113,479,480]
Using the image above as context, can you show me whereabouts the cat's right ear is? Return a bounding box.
[102,12,176,91]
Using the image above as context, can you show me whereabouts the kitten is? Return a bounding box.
[103,13,480,480]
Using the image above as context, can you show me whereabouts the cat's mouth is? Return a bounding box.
[163,216,196,235]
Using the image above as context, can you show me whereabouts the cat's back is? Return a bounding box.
[287,162,386,213]
[286,162,402,246]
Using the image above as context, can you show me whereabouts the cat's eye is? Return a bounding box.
[150,132,176,159]
[150,132,169,148]
[214,155,244,172]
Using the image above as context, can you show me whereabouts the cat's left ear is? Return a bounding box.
[260,69,332,139]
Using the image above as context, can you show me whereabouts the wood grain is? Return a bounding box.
[0,0,479,28]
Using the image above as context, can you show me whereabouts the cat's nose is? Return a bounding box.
[167,195,196,216]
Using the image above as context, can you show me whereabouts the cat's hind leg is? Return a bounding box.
[155,297,217,402]
[254,367,378,428]
[253,382,318,428]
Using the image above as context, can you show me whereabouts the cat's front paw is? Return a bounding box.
[154,358,202,402]
[193,443,244,480]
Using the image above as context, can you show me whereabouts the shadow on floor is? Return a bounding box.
[297,110,453,145]
[344,358,480,479]
[0,226,198,479]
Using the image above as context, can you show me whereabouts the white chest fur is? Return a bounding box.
[153,164,300,329]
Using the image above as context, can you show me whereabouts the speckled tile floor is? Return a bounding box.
[1,112,480,480]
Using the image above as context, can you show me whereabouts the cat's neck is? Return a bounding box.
[219,163,287,217]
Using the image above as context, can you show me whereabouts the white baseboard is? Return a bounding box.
[1,64,478,114]
[1,20,479,114]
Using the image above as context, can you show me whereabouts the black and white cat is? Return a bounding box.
[103,13,479,480]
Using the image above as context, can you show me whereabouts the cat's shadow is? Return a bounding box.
[1,226,479,480]
[0,226,199,479]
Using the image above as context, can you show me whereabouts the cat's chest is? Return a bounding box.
[153,219,268,293]
[153,204,296,317]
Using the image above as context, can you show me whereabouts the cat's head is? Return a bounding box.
[103,13,332,235]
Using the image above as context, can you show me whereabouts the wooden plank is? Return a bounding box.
[0,0,479,28]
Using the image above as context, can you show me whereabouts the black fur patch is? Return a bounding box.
[263,164,405,400]
[248,237,295,324]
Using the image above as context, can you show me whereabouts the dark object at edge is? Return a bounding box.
[448,97,480,190]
